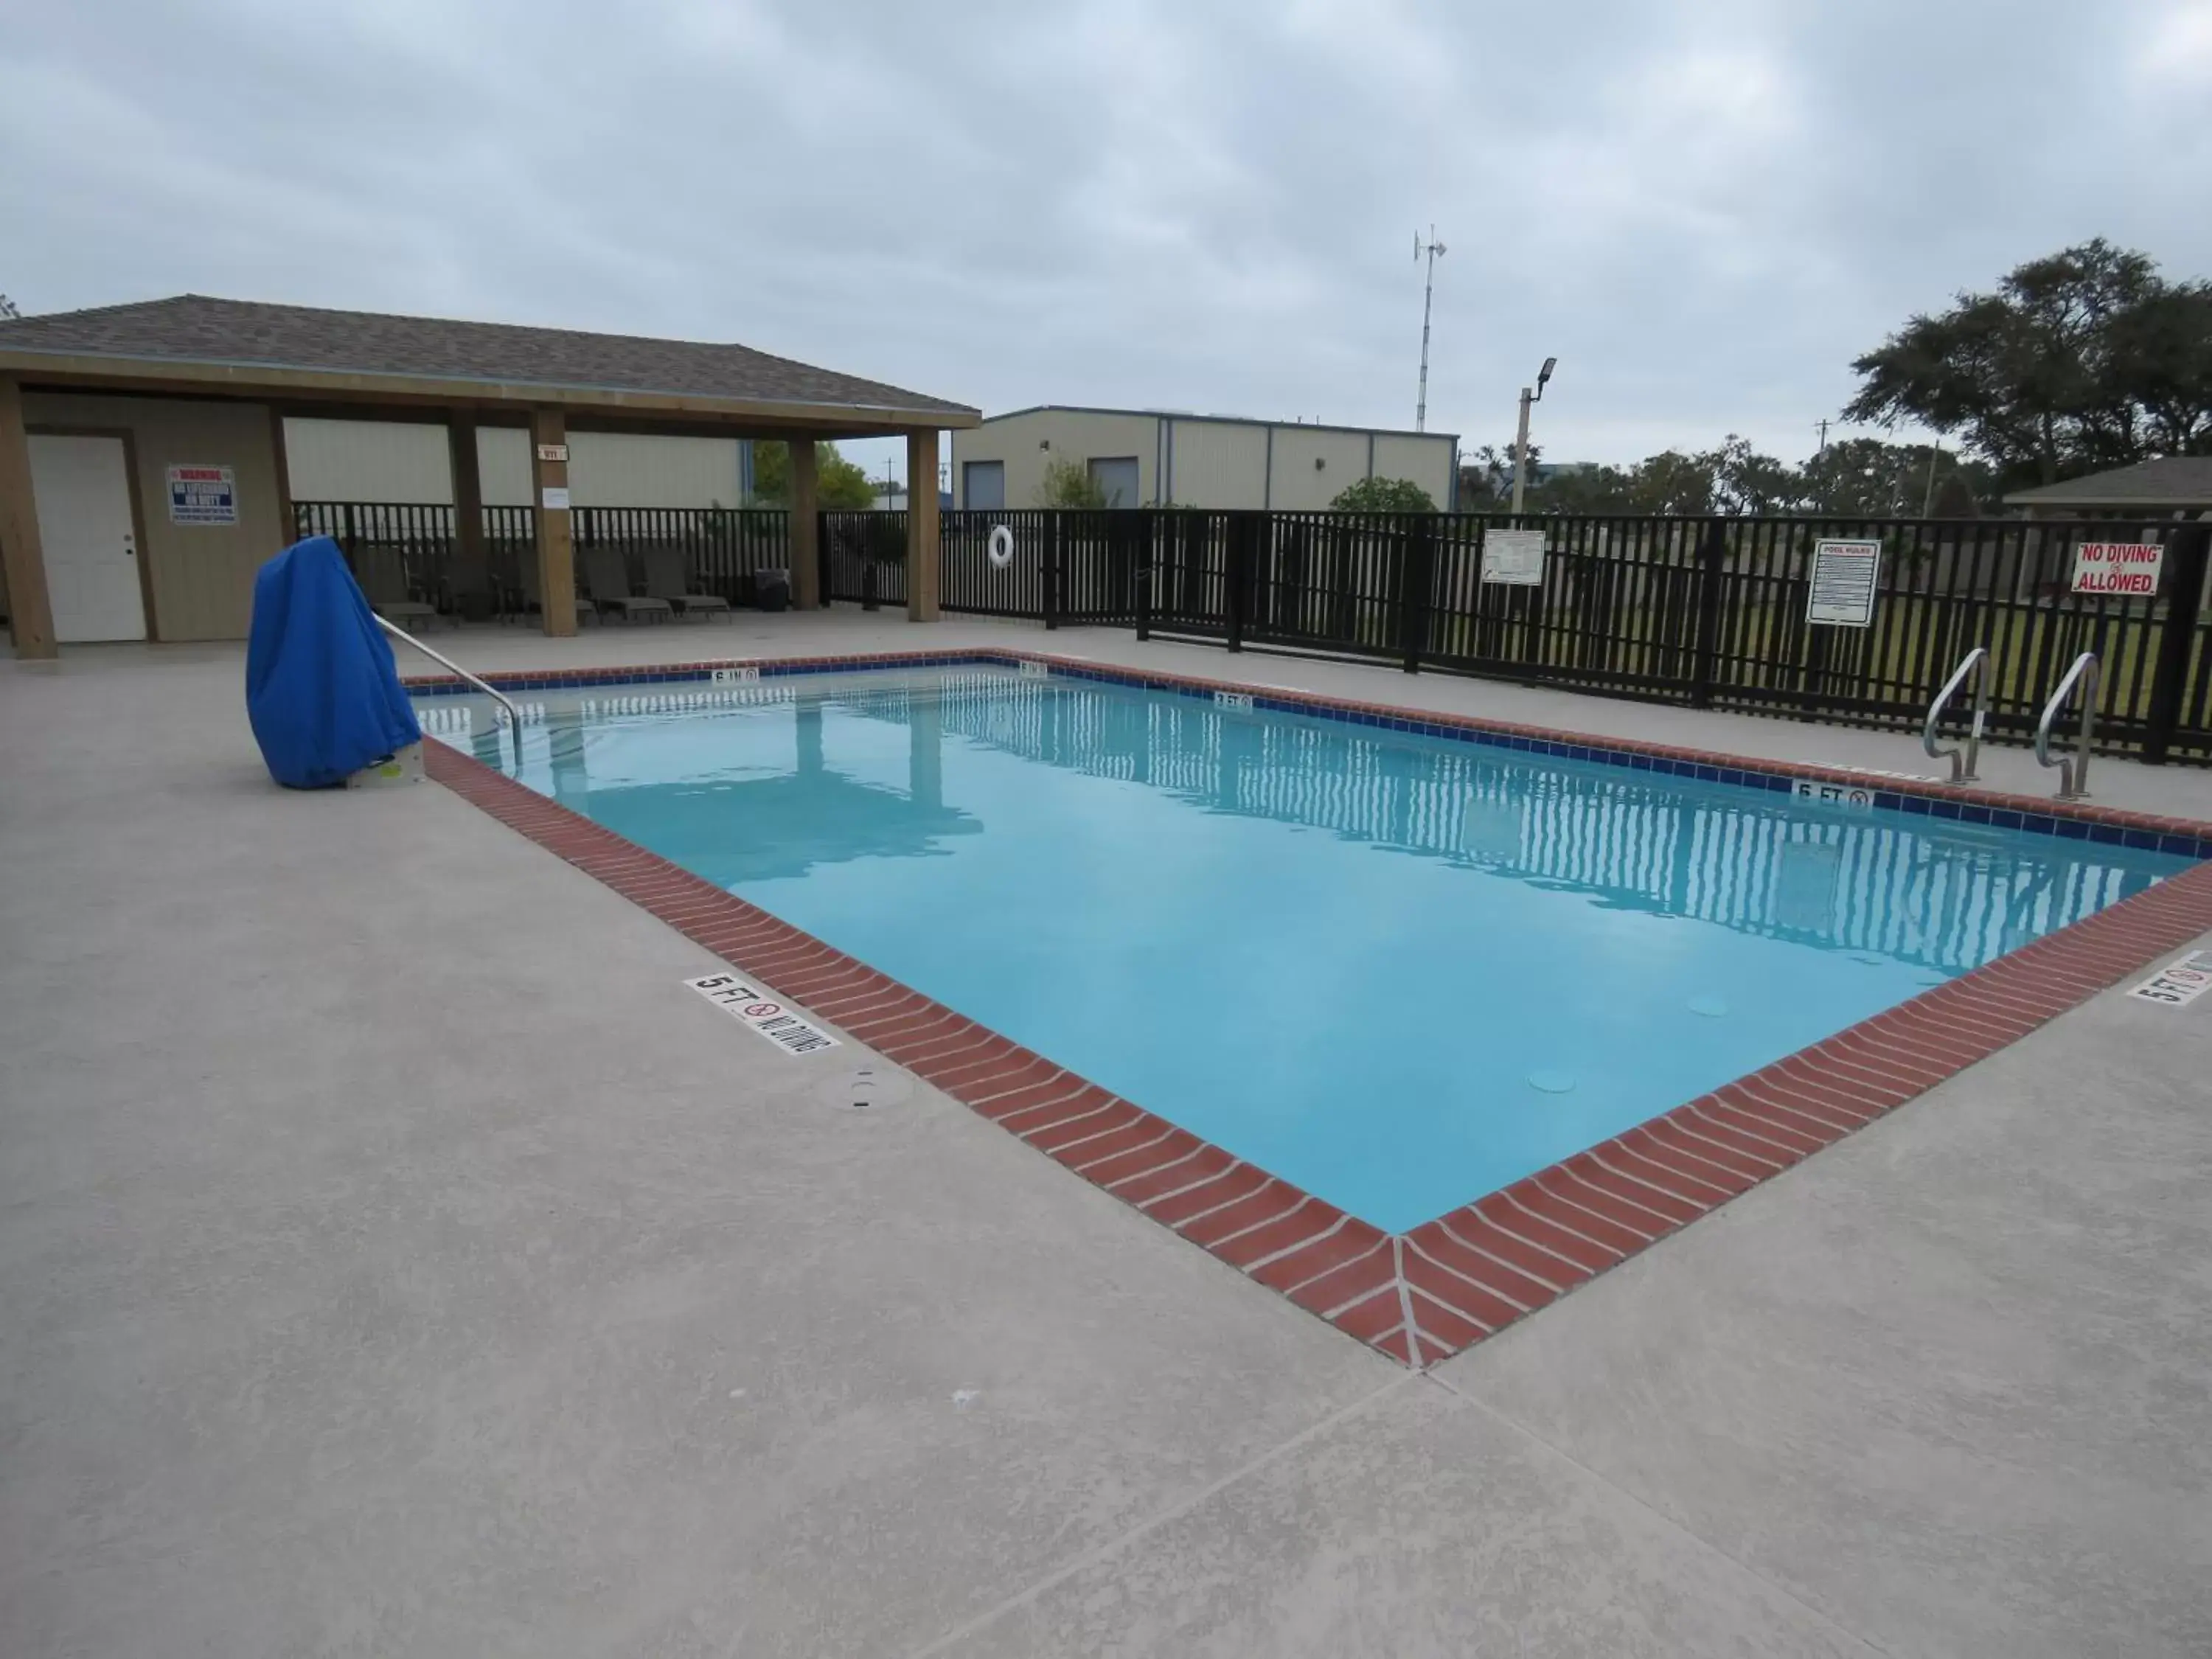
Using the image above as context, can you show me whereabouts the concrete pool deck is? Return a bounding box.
[4,619,2210,1657]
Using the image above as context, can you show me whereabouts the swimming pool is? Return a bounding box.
[420,663,2193,1234]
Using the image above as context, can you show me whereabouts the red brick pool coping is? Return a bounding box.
[417,650,2212,1370]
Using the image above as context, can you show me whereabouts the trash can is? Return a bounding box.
[754,567,790,612]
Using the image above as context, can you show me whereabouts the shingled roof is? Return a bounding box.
[2004,456,2212,510]
[0,294,975,423]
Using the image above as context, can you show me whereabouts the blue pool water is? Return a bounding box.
[421,667,2192,1233]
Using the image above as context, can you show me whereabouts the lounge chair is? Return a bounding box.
[353,543,442,632]
[583,546,674,624]
[517,559,594,629]
[642,546,732,621]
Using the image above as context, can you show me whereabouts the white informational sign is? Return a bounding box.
[684,973,841,1054]
[1481,529,1547,586]
[1791,778,1874,810]
[709,665,761,684]
[535,442,569,463]
[540,485,571,511]
[2127,950,2212,1007]
[1213,689,1254,712]
[2070,541,2163,597]
[1806,539,1881,627]
[1017,658,1049,678]
[167,464,237,525]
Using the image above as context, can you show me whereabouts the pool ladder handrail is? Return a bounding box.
[2034,651,2099,801]
[1921,645,1989,784]
[374,614,524,770]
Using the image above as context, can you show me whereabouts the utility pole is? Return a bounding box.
[1815,417,1829,454]
[1413,227,1446,433]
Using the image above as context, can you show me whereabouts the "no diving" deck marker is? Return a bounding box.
[685,974,841,1054]
[2126,951,2212,1008]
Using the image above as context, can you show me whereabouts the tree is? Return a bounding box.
[1797,437,1997,515]
[1034,455,1108,508]
[1329,476,1436,512]
[1846,239,2212,487]
[1703,435,1802,515]
[750,440,876,509]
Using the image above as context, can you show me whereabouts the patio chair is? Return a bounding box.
[582,546,674,624]
[517,558,594,629]
[352,543,441,633]
[642,546,732,621]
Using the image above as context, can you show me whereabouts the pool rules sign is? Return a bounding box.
[1806,539,1881,627]
[2070,541,2163,597]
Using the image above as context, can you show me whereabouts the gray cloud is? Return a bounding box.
[4,0,2208,481]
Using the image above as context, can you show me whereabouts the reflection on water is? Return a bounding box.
[419,669,2178,978]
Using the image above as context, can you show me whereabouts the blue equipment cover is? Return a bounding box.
[245,536,422,789]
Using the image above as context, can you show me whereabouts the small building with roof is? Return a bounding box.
[2003,456,2212,518]
[0,295,977,657]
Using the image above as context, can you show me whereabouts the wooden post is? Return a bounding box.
[529,407,576,636]
[0,378,58,659]
[787,437,820,610]
[268,406,296,544]
[906,428,941,622]
[448,412,484,571]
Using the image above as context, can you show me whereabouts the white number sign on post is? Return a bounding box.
[1806,539,1882,627]
[1481,529,1546,586]
[2070,542,2163,597]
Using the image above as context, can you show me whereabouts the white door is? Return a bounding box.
[28,435,145,641]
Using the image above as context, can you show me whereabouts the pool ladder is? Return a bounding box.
[2034,652,2099,801]
[375,614,525,771]
[1924,646,2101,801]
[1922,647,1989,784]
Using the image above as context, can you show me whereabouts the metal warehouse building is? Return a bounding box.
[950,406,1458,514]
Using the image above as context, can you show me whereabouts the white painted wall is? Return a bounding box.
[950,408,1458,511]
[282,418,749,507]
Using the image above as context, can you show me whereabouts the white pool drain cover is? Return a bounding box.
[818,1064,914,1112]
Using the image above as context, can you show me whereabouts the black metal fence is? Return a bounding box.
[966,509,2209,765]
[295,501,788,619]
[296,497,2212,764]
[821,510,908,610]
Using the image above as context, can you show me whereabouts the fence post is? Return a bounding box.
[1401,514,1433,673]
[1225,513,1248,653]
[1691,518,1726,707]
[1045,512,1062,630]
[2142,519,2210,765]
[1135,512,1152,641]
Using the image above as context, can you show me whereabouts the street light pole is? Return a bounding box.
[1509,356,1557,517]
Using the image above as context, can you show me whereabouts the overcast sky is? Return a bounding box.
[5,0,2209,484]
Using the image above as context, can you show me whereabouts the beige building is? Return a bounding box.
[0,295,975,655]
[950,406,1459,514]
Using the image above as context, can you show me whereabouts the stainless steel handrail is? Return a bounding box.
[2034,651,2099,801]
[1922,645,1989,784]
[374,615,524,770]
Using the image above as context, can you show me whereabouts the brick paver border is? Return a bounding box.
[415,648,2212,1368]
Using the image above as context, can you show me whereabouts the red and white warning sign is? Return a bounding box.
[2070,541,2163,597]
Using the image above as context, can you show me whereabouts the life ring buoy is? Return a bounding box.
[987,524,1015,568]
